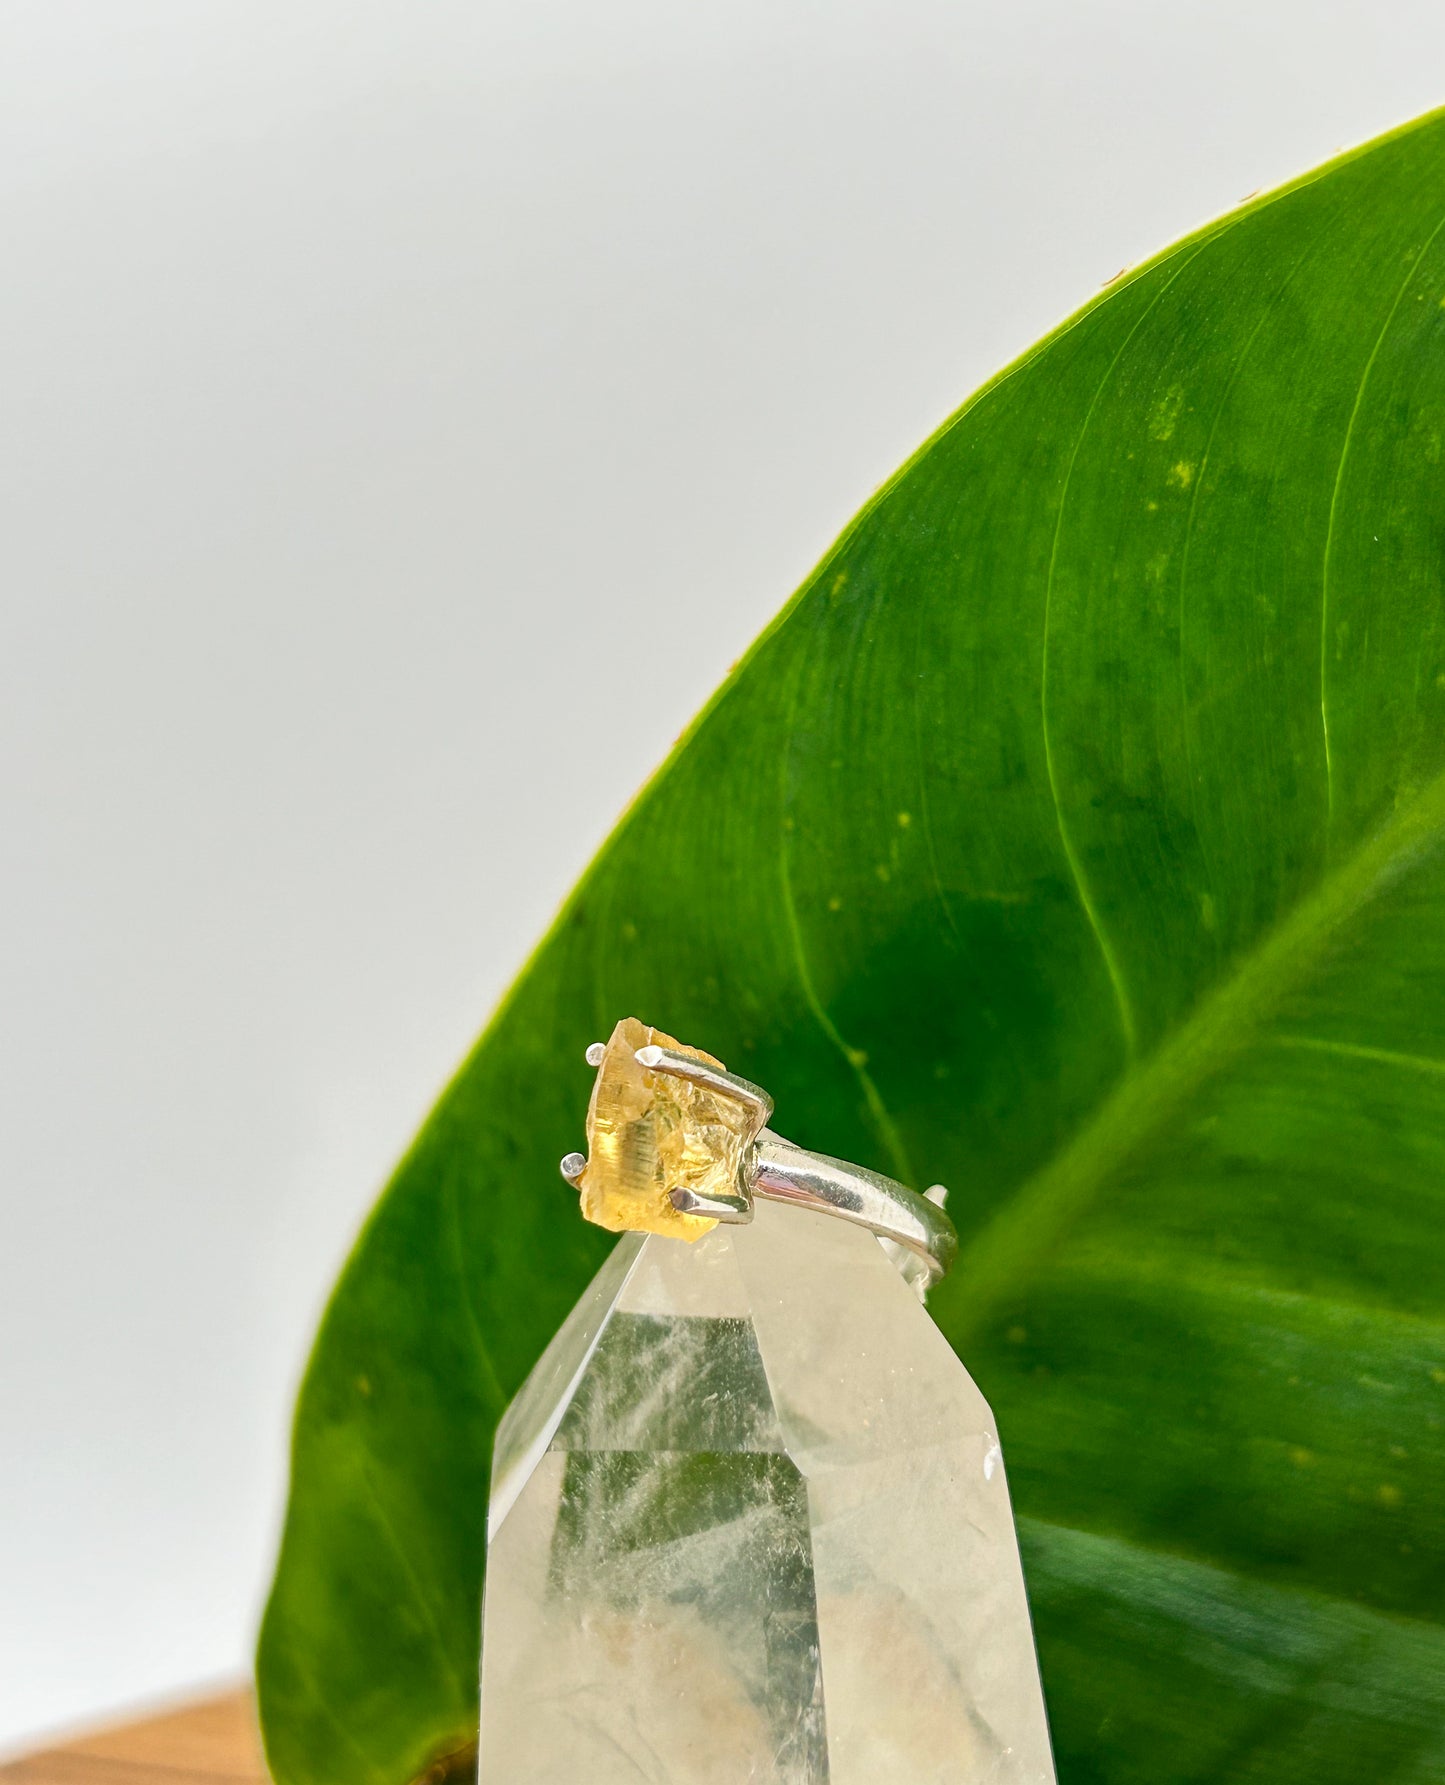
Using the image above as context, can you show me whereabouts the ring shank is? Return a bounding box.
[751,1129,957,1285]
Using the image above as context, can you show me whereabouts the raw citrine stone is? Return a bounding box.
[478,1199,1057,1784]
[577,1016,755,1241]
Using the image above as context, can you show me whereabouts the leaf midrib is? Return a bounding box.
[951,768,1445,1345]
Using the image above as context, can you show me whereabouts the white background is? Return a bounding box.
[1,0,1439,1754]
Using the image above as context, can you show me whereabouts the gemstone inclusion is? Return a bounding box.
[477,1199,1056,1783]
[577,1016,756,1241]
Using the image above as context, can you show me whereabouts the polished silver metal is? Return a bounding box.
[669,1184,754,1222]
[634,1044,775,1121]
[559,1151,587,1186]
[584,1042,607,1067]
[638,1044,957,1286]
[751,1129,957,1285]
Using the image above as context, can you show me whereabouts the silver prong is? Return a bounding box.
[585,1042,607,1067]
[560,1151,587,1186]
[634,1045,774,1122]
[669,1185,754,1224]
[925,1183,949,1209]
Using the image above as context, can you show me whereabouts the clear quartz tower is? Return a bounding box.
[477,1199,1055,1783]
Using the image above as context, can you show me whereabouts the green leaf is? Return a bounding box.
[258,109,1445,1784]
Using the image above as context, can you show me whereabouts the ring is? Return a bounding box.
[559,1017,958,1286]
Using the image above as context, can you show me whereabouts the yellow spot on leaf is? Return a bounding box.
[1168,461,1196,490]
[1378,1483,1402,1508]
[1149,384,1184,441]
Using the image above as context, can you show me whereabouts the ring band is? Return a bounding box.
[559,1019,959,1288]
[749,1129,956,1285]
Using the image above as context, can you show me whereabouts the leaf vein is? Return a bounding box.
[1040,248,1205,1061]
[1319,211,1445,841]
[284,1654,392,1785]
[1274,1033,1445,1078]
[1018,1514,1445,1645]
[1175,251,1311,943]
[911,588,963,946]
[445,1172,508,1411]
[1067,1245,1445,1341]
[357,1459,473,1709]
[950,763,1445,1343]
[778,644,916,1185]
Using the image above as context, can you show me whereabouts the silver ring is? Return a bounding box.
[559,1019,958,1286]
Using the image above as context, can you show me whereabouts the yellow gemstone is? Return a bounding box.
[578,1017,755,1241]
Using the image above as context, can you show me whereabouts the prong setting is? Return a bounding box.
[634,1045,774,1123]
[570,1016,957,1280]
[669,1185,754,1224]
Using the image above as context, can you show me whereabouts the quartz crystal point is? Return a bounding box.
[477,1199,1055,1784]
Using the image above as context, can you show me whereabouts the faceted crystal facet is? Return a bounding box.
[577,1016,756,1241]
[478,1200,1056,1784]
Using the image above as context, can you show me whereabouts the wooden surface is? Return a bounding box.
[0,1691,267,1785]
